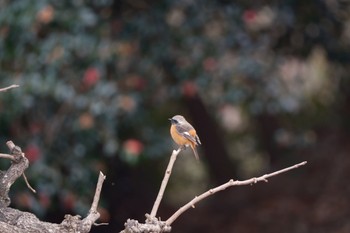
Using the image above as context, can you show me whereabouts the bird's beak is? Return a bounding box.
[168,118,174,123]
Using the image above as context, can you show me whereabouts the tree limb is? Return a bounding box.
[122,143,307,233]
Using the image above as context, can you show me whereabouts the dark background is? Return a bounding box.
[1,0,350,232]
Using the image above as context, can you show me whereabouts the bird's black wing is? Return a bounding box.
[195,134,201,145]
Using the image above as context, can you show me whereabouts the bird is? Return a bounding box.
[169,115,201,160]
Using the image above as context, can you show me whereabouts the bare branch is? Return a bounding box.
[165,161,308,225]
[0,85,19,92]
[149,148,181,219]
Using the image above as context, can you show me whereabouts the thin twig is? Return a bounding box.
[93,222,109,226]
[0,84,19,92]
[22,173,36,193]
[165,161,308,225]
[150,148,182,219]
[0,153,15,161]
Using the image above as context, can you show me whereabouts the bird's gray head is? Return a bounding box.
[169,115,186,125]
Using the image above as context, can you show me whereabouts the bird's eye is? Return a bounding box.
[173,119,178,124]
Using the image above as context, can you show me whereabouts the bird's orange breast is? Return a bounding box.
[170,125,191,146]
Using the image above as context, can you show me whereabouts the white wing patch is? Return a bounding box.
[183,132,191,137]
[181,131,198,145]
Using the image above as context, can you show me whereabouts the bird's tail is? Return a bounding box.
[190,144,199,160]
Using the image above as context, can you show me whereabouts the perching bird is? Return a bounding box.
[169,115,201,160]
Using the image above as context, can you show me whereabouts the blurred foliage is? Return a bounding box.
[0,0,350,231]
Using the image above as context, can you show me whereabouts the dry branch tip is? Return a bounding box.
[0,84,19,92]
[22,173,36,193]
